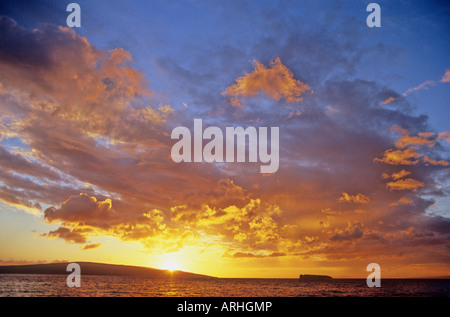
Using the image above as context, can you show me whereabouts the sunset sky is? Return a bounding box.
[0,0,449,278]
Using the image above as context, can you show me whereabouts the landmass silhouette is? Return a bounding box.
[299,274,333,281]
[0,262,215,279]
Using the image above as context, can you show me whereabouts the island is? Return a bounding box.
[299,274,333,281]
[0,262,215,279]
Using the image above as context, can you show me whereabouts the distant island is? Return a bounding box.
[299,274,333,281]
[0,262,215,279]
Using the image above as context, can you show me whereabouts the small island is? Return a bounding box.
[299,274,333,281]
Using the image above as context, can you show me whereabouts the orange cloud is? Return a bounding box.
[386,178,425,191]
[402,80,435,96]
[437,131,450,142]
[222,57,311,107]
[390,197,413,206]
[382,170,411,180]
[375,126,449,169]
[286,109,302,119]
[374,147,422,165]
[0,19,155,144]
[329,222,364,241]
[337,192,370,204]
[396,135,436,149]
[423,156,450,166]
[391,169,411,180]
[391,125,436,149]
[129,105,174,124]
[380,96,396,105]
[441,70,450,83]
[171,196,284,252]
[418,132,435,138]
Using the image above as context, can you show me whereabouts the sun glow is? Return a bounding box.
[160,253,183,272]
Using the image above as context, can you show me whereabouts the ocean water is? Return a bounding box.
[0,274,449,297]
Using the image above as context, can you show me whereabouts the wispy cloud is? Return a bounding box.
[380,96,396,105]
[402,80,435,96]
[81,243,102,250]
[386,178,425,191]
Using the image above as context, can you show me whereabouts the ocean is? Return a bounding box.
[0,274,449,297]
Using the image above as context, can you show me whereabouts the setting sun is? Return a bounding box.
[160,253,183,272]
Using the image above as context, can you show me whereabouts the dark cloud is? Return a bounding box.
[0,16,56,68]
[0,145,60,180]
[44,193,115,228]
[39,226,88,244]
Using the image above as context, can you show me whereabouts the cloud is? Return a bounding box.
[44,193,115,228]
[0,145,61,181]
[390,125,436,149]
[382,170,411,180]
[396,135,436,149]
[81,243,102,250]
[129,105,174,124]
[380,96,396,105]
[423,156,450,167]
[329,222,364,241]
[337,192,370,204]
[437,131,450,142]
[374,147,422,165]
[386,178,425,191]
[225,251,286,258]
[0,16,160,143]
[402,80,435,96]
[374,125,449,170]
[0,16,181,227]
[390,197,413,206]
[441,70,450,83]
[400,69,450,98]
[222,57,311,108]
[39,226,88,244]
[286,109,302,120]
[171,196,284,253]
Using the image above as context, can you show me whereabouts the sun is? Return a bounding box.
[165,262,181,272]
[160,253,183,272]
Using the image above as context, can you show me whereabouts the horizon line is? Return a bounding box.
[1,261,449,280]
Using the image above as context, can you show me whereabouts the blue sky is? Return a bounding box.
[78,0,450,129]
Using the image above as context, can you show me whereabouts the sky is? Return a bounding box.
[0,0,449,278]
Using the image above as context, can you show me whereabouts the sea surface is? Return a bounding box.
[0,274,449,297]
